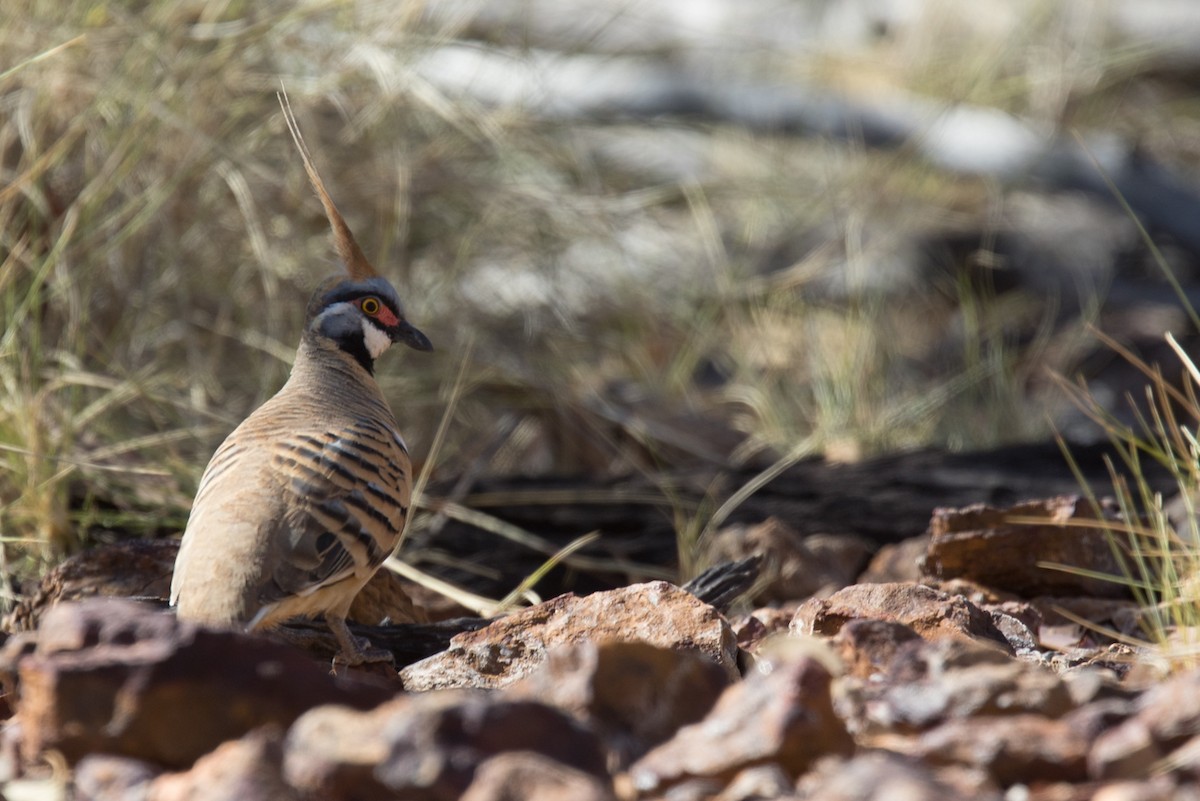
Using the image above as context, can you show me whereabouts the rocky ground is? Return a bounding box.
[2,479,1197,801]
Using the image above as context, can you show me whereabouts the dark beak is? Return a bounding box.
[393,321,433,352]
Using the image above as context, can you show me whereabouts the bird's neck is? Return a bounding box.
[287,333,385,407]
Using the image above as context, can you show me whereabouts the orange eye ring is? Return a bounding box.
[360,297,381,316]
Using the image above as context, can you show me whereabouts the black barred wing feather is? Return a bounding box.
[259,417,410,606]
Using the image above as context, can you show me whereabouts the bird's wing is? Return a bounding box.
[258,416,412,607]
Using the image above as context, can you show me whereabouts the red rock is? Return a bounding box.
[1090,777,1179,801]
[373,692,608,799]
[734,607,796,652]
[858,534,929,584]
[283,697,411,801]
[290,690,609,800]
[713,765,793,800]
[1089,666,1200,781]
[460,752,616,801]
[627,656,852,795]
[923,496,1129,598]
[911,714,1089,786]
[858,638,1074,732]
[796,752,1002,801]
[7,599,393,768]
[400,582,737,691]
[790,582,1010,650]
[1089,719,1159,781]
[830,619,923,680]
[74,754,161,800]
[147,727,297,801]
[506,640,728,764]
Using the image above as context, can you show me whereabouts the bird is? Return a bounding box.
[170,95,432,666]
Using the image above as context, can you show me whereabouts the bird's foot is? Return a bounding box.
[326,613,395,668]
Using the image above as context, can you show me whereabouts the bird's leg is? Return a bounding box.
[326,613,394,667]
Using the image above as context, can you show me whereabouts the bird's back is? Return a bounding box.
[171,340,412,628]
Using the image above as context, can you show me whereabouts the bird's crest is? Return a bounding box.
[278,88,379,281]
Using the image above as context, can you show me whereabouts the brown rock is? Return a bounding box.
[75,755,161,801]
[790,582,1010,650]
[839,637,1074,736]
[400,582,737,691]
[346,567,428,626]
[1090,777,1179,801]
[923,496,1129,598]
[627,655,852,795]
[507,640,728,765]
[734,607,796,652]
[3,540,177,634]
[858,534,929,584]
[283,697,411,801]
[705,518,872,603]
[796,752,1002,801]
[373,691,608,799]
[1089,719,1159,781]
[831,619,923,680]
[147,727,297,801]
[1090,665,1200,780]
[713,765,794,801]
[289,691,608,801]
[911,714,1089,786]
[460,752,616,801]
[9,599,393,768]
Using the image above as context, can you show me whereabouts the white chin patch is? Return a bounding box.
[362,319,392,359]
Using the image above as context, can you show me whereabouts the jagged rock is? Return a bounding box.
[1090,777,1180,801]
[795,752,1002,801]
[704,518,871,604]
[291,690,609,800]
[400,582,737,691]
[506,640,728,765]
[1090,718,1158,782]
[909,714,1090,786]
[74,754,161,801]
[858,535,928,584]
[460,752,617,801]
[712,765,794,801]
[283,697,411,801]
[147,727,297,801]
[830,619,923,680]
[6,599,393,768]
[3,540,177,634]
[373,692,609,799]
[790,582,1010,650]
[1089,666,1200,781]
[923,496,1129,599]
[853,637,1075,732]
[626,655,852,795]
[733,607,797,652]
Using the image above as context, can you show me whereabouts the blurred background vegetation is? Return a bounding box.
[4,0,1200,608]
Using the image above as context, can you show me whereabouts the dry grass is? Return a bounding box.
[0,0,1185,599]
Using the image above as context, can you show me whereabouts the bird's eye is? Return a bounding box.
[360,297,381,316]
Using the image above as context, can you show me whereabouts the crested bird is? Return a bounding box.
[170,97,432,665]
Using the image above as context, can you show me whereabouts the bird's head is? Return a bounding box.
[307,276,432,373]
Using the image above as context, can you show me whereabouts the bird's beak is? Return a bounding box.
[394,321,433,352]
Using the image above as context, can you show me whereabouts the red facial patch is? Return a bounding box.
[374,305,400,327]
[358,298,400,327]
